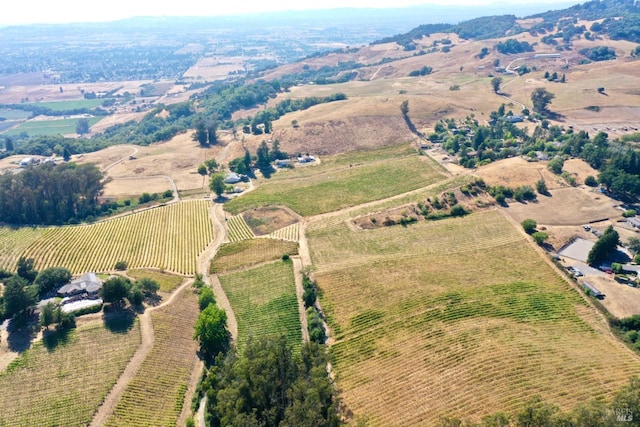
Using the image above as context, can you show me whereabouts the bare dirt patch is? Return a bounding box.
[242,206,300,236]
[504,186,622,226]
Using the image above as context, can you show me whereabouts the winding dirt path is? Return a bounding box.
[89,278,194,427]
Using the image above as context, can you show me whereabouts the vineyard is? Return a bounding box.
[219,260,301,353]
[0,322,141,427]
[224,144,447,217]
[210,239,299,274]
[307,210,640,425]
[267,223,299,242]
[104,286,200,427]
[13,200,213,275]
[226,215,255,242]
[0,226,45,271]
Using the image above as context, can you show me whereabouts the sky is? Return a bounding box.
[3,0,572,26]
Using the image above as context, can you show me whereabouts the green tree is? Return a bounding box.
[3,275,37,322]
[34,267,72,295]
[205,159,218,174]
[531,88,555,114]
[193,118,208,146]
[136,277,159,296]
[536,179,549,196]
[400,100,409,116]
[16,257,38,283]
[100,276,132,306]
[521,218,537,234]
[198,287,216,311]
[547,157,564,175]
[626,237,640,255]
[587,225,620,266]
[198,164,207,176]
[40,301,56,330]
[532,231,549,246]
[585,175,598,187]
[207,120,218,145]
[210,173,226,197]
[256,141,271,170]
[63,147,71,162]
[75,118,90,135]
[491,77,503,94]
[193,304,229,361]
[128,284,144,306]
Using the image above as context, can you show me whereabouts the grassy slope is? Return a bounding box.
[307,210,640,425]
[224,144,447,217]
[210,239,299,274]
[0,322,141,427]
[219,260,301,353]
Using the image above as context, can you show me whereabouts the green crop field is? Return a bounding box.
[127,268,184,293]
[24,99,106,111]
[0,108,31,120]
[307,209,640,425]
[17,200,213,275]
[104,286,200,427]
[225,144,447,217]
[4,116,102,136]
[219,260,301,353]
[211,238,299,274]
[0,226,46,271]
[0,322,141,427]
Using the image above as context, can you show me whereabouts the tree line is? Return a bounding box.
[0,162,103,225]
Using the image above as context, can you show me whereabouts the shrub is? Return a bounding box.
[115,260,128,271]
[585,175,598,187]
[522,219,537,234]
[450,205,468,217]
[623,210,637,218]
[532,231,549,246]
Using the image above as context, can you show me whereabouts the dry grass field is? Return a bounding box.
[0,322,141,427]
[503,186,622,226]
[475,157,566,190]
[76,132,233,197]
[307,209,640,425]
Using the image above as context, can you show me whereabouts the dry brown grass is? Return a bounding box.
[504,186,622,226]
[475,156,565,190]
[182,56,245,81]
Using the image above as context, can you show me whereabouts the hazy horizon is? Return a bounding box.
[3,0,578,26]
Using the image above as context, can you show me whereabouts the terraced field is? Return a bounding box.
[210,239,299,274]
[307,209,640,425]
[219,260,301,353]
[224,144,447,217]
[0,323,141,427]
[16,200,213,275]
[104,286,200,427]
